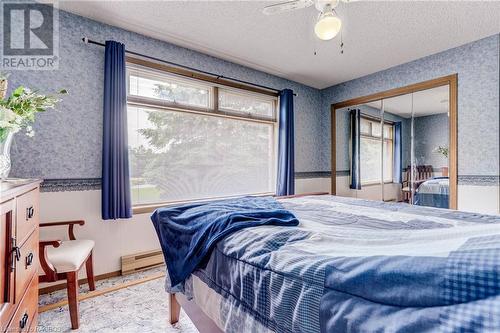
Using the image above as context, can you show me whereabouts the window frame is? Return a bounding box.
[127,63,278,123]
[126,61,279,212]
[217,86,277,121]
[128,65,215,110]
[359,116,395,186]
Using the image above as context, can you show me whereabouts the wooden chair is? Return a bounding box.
[39,220,95,330]
[401,165,433,203]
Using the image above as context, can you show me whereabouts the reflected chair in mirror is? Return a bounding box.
[401,165,433,203]
[38,220,95,330]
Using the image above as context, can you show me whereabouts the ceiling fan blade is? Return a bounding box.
[262,0,314,15]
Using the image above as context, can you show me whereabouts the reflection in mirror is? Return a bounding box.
[336,101,384,201]
[334,84,451,208]
[382,85,450,208]
[358,101,383,201]
[381,93,413,204]
[411,86,450,208]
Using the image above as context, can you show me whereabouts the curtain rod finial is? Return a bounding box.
[82,37,88,44]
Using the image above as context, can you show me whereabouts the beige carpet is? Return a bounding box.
[38,268,199,333]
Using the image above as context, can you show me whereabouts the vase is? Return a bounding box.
[0,79,7,99]
[0,131,13,180]
[441,166,449,177]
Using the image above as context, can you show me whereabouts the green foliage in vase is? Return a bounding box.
[434,146,449,158]
[0,85,67,141]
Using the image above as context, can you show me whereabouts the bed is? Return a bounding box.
[154,194,500,333]
[414,177,449,208]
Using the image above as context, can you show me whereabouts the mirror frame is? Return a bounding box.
[330,74,458,209]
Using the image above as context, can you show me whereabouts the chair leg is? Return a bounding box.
[67,271,80,330]
[85,252,96,291]
[169,293,180,325]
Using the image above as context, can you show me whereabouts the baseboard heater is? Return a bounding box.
[121,249,165,275]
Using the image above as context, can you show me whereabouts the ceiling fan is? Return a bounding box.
[263,0,353,41]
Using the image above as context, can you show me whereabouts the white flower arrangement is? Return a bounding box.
[0,106,23,134]
[0,85,67,142]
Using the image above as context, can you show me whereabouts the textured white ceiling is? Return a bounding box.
[57,1,500,89]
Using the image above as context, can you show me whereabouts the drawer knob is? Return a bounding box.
[26,206,35,220]
[19,312,29,329]
[26,252,34,266]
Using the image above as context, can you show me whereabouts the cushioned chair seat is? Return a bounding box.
[46,239,95,273]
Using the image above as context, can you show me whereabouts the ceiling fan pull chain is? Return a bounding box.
[340,31,344,54]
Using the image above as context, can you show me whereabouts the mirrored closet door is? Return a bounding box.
[332,76,457,209]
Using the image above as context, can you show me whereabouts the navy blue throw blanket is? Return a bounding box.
[151,196,299,288]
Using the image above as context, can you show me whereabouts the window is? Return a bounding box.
[360,117,394,185]
[128,67,212,109]
[126,64,278,206]
[218,89,275,119]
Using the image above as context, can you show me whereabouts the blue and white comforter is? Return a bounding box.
[414,177,449,208]
[169,195,500,333]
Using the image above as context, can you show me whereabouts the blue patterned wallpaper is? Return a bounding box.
[7,9,323,179]
[321,34,500,178]
[6,9,499,183]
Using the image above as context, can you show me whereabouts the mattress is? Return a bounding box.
[165,195,500,333]
[186,274,272,332]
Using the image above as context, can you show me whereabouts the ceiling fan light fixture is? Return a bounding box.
[314,11,342,40]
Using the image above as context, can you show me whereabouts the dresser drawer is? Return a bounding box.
[0,199,16,330]
[16,189,39,246]
[6,275,38,333]
[27,312,38,333]
[15,229,38,304]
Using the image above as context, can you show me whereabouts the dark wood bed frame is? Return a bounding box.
[167,192,329,332]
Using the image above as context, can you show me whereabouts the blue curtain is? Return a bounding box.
[393,122,403,184]
[349,109,361,190]
[102,41,132,220]
[276,89,295,196]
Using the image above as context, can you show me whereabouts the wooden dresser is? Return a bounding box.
[0,180,40,332]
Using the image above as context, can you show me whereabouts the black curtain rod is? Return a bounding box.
[82,37,297,96]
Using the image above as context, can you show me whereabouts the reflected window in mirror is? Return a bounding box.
[360,116,394,185]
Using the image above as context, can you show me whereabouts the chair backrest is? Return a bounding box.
[402,165,433,184]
